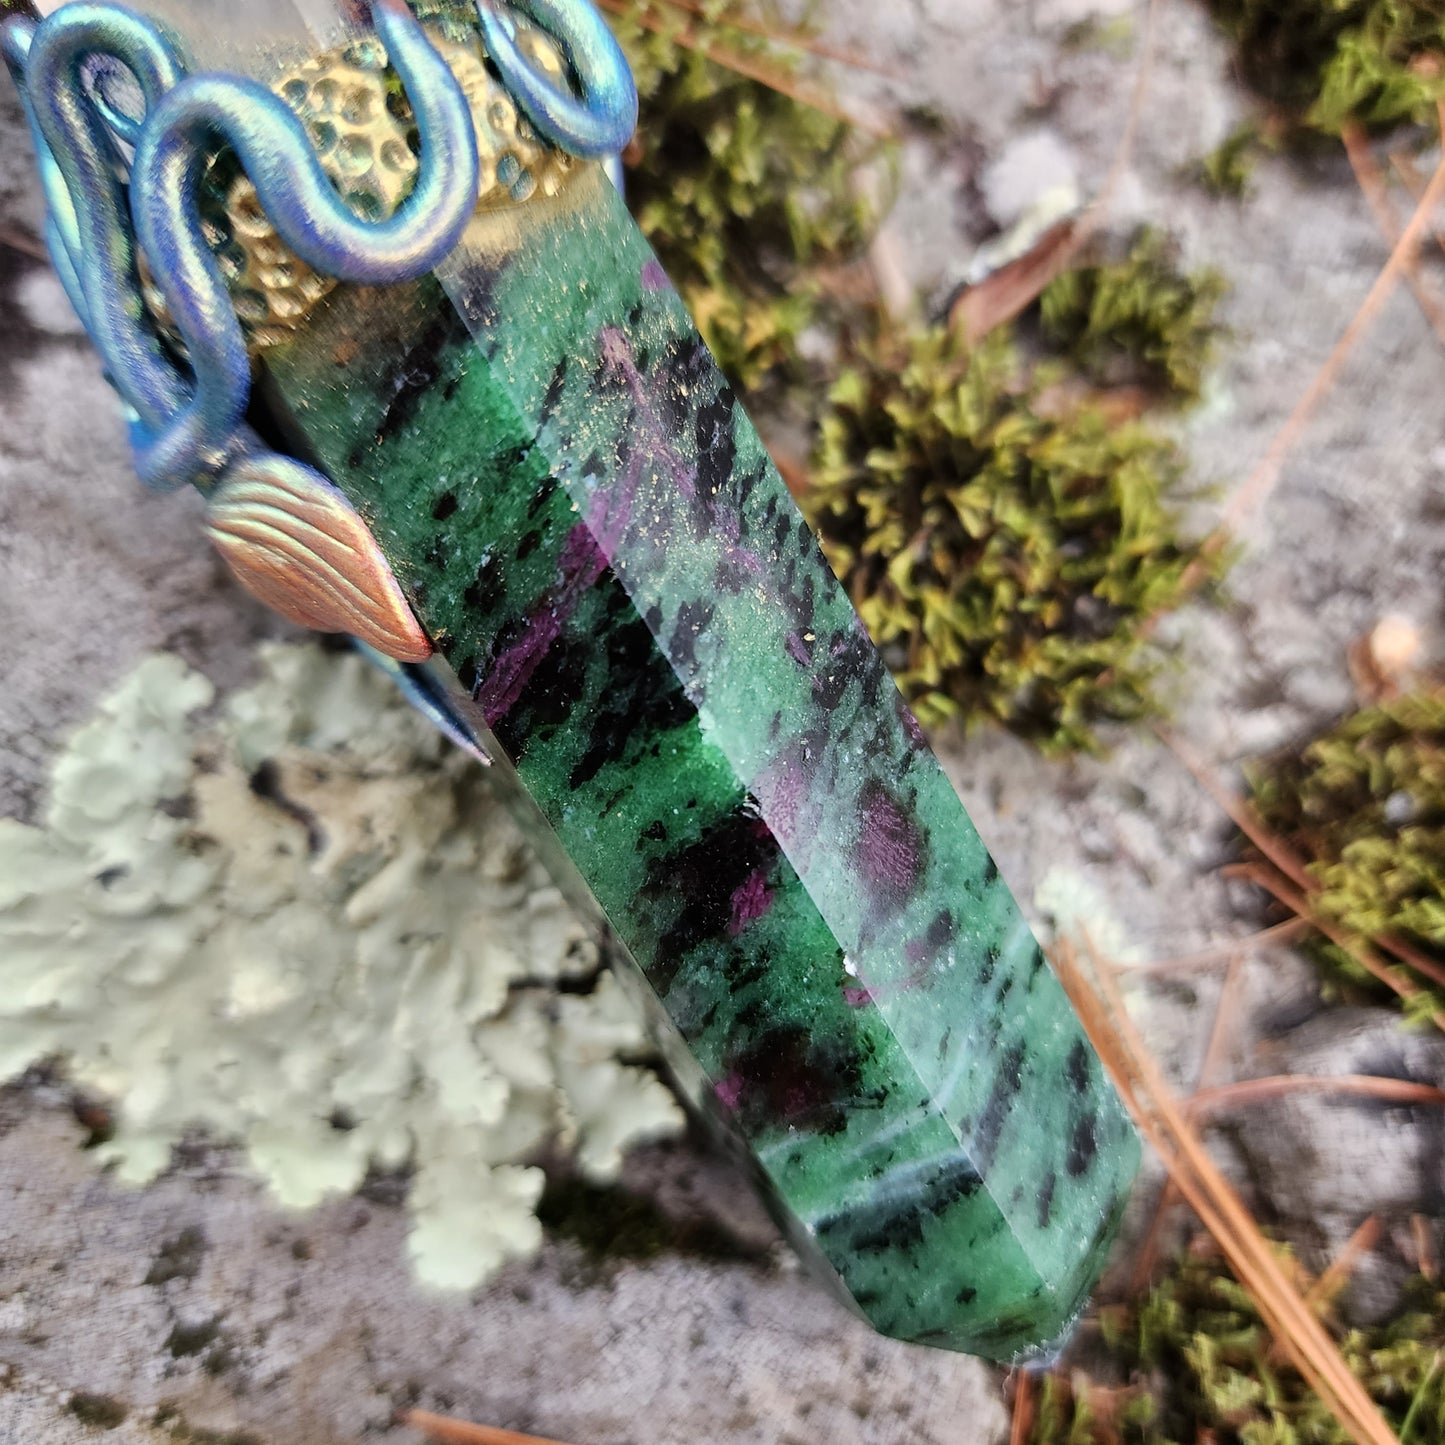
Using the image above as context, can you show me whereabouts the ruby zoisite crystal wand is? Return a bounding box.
[5,0,1140,1358]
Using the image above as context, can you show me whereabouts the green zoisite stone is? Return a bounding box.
[263,162,1140,1360]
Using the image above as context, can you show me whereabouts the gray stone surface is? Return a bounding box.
[0,1106,1009,1445]
[1223,1008,1445,1321]
[4,0,1445,1440]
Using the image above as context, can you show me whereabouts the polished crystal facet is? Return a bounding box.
[263,163,1141,1359]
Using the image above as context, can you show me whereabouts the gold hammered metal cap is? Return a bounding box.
[143,20,576,352]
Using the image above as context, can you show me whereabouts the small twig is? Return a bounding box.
[1307,1215,1382,1313]
[626,0,903,78]
[1086,0,1159,242]
[1412,1215,1438,1282]
[1188,1074,1445,1115]
[1215,124,1445,540]
[1008,1369,1035,1445]
[952,220,1080,345]
[1159,729,1445,1009]
[1120,919,1309,975]
[1153,128,1445,620]
[597,0,894,135]
[1130,953,1244,1292]
[1341,122,1445,347]
[1155,728,1314,892]
[1377,933,1445,994]
[1239,864,1445,1035]
[1197,953,1246,1089]
[1052,935,1404,1445]
[401,1412,578,1445]
[1386,147,1445,256]
[1264,1216,1381,1367]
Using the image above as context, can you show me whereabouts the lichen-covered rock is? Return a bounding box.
[0,645,683,1290]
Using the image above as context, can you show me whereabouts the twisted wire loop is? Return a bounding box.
[476,0,636,158]
[3,6,187,460]
[0,0,637,661]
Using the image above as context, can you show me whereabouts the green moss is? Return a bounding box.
[1029,1246,1445,1444]
[1247,689,1445,1023]
[1196,125,1262,198]
[66,1393,128,1429]
[1207,0,1445,134]
[1039,230,1227,402]
[804,324,1224,752]
[609,1,882,392]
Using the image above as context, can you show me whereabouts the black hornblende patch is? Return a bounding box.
[811,625,882,711]
[1036,1170,1057,1229]
[463,553,507,615]
[490,622,591,754]
[457,264,503,337]
[971,1043,1025,1175]
[1028,946,1047,983]
[817,1154,983,1256]
[729,1022,860,1140]
[1066,1114,1098,1177]
[567,611,694,790]
[1066,1039,1091,1094]
[695,386,737,499]
[431,490,458,520]
[539,355,568,426]
[424,533,449,570]
[735,460,767,509]
[926,910,955,953]
[641,808,776,967]
[524,471,556,516]
[657,336,712,434]
[668,598,714,672]
[374,303,472,449]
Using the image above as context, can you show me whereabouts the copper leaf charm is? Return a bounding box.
[206,456,432,663]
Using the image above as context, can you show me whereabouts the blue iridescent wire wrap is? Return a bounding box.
[0,0,638,495]
[476,0,636,158]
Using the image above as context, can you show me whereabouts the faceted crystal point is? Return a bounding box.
[265,165,1140,1358]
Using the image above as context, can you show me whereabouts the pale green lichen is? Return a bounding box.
[0,646,682,1290]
